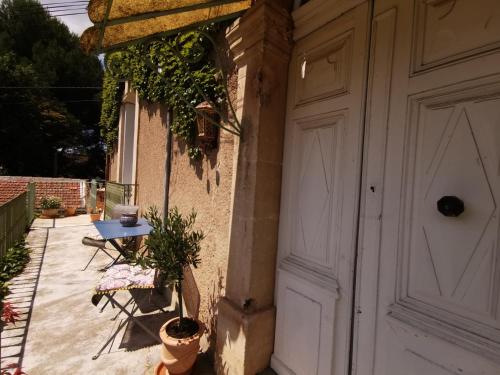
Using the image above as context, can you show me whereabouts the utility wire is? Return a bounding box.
[10,10,89,18]
[10,1,90,17]
[38,4,88,10]
[12,2,89,11]
[39,1,89,4]
[2,99,100,104]
[13,9,89,15]
[51,12,88,16]
[0,86,101,89]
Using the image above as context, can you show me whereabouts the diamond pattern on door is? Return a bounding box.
[292,124,337,267]
[422,108,495,297]
[406,92,500,324]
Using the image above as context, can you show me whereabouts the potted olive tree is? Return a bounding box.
[138,207,205,375]
[39,196,62,218]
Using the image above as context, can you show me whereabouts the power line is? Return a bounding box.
[46,6,88,11]
[40,4,88,10]
[2,99,100,104]
[14,9,89,16]
[0,86,101,89]
[9,2,90,18]
[12,1,89,11]
[10,10,89,18]
[50,12,88,16]
[41,1,89,5]
[39,1,89,4]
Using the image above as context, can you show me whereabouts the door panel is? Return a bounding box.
[273,2,370,375]
[412,0,500,73]
[289,112,344,271]
[355,0,500,374]
[404,83,500,327]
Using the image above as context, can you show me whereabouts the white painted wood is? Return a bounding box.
[412,0,500,73]
[131,91,140,202]
[132,91,140,186]
[115,106,124,182]
[272,269,338,375]
[120,102,136,184]
[273,2,370,374]
[292,0,366,41]
[354,0,500,374]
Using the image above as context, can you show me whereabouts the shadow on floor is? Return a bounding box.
[119,311,176,351]
[0,228,49,370]
[130,287,172,314]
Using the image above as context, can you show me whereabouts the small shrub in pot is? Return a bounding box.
[137,206,205,375]
[39,196,61,218]
[40,196,61,209]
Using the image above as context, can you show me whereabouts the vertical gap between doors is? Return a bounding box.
[348,1,375,374]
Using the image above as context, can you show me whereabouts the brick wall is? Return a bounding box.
[0,180,28,205]
[0,177,86,208]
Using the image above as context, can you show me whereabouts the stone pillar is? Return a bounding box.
[216,1,293,374]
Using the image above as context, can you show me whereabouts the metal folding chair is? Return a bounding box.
[81,237,117,271]
[91,264,164,360]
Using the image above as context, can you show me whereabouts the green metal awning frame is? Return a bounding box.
[80,0,252,54]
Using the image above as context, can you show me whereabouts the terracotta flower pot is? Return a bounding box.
[157,317,204,375]
[41,208,59,218]
[90,213,101,222]
[65,207,77,216]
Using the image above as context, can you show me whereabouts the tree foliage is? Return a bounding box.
[0,0,104,178]
[137,206,204,324]
[140,206,203,283]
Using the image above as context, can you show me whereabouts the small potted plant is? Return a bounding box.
[89,208,101,222]
[39,196,61,218]
[137,207,205,375]
[65,206,77,217]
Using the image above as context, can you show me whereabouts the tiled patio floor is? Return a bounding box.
[1,215,214,374]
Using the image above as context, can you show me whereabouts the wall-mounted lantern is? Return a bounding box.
[195,101,219,149]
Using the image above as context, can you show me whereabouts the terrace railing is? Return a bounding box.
[104,182,136,219]
[0,193,29,257]
[0,183,36,257]
[26,182,36,224]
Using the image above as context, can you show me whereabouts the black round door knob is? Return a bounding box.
[437,196,465,217]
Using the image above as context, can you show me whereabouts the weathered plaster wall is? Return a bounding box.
[168,129,235,353]
[166,33,239,354]
[131,70,237,358]
[119,26,240,364]
[135,101,169,214]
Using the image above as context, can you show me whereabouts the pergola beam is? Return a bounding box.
[81,0,251,54]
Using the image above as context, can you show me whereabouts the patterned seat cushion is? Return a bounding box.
[95,264,156,293]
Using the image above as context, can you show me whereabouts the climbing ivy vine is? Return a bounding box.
[99,29,231,158]
[100,74,123,150]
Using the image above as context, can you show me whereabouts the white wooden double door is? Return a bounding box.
[272,0,500,374]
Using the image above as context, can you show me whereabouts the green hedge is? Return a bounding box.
[0,241,31,313]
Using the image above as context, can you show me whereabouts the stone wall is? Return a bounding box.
[0,177,85,208]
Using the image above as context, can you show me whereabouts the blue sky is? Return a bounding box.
[41,0,93,36]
